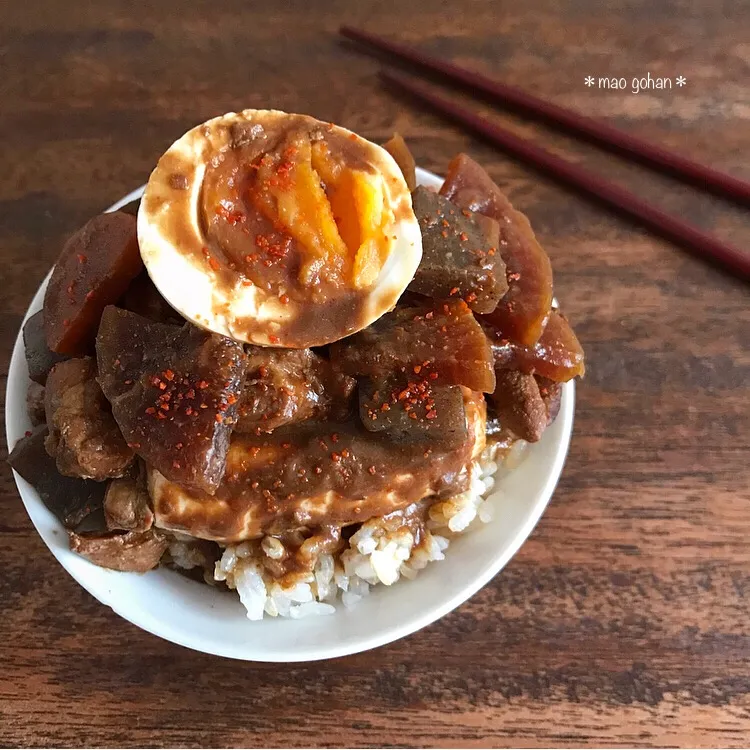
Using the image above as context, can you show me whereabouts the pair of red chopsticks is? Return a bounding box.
[340,26,750,282]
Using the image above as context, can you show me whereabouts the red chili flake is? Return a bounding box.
[198,380,209,389]
[145,407,156,415]
[488,247,496,256]
[314,466,323,474]
[508,271,521,282]
[425,311,434,320]
[208,257,221,271]
[381,403,390,412]
[466,292,478,303]
[443,304,450,313]
[281,442,291,449]
[175,442,184,450]
[409,412,418,420]
[426,410,437,419]
[185,406,194,416]
[251,481,260,489]
[216,204,246,225]
[172,460,181,469]
[440,230,448,238]
[269,335,280,344]
[24,430,32,437]
[331,452,341,462]
[449,287,459,296]
[156,411,167,420]
[368,466,377,475]
[158,382,166,390]
[429,371,439,380]
[124,379,133,385]
[201,247,210,257]
[462,209,471,217]
[163,369,175,381]
[413,365,422,374]
[459,232,469,241]
[159,403,170,412]
[242,279,253,286]
[279,294,289,305]
[441,218,450,227]
[62,319,70,327]
[76,254,87,263]
[440,325,448,333]
[215,413,223,423]
[341,449,350,458]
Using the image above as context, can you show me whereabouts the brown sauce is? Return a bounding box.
[163,115,411,347]
[151,391,486,542]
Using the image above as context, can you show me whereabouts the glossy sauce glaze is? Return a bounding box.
[149,389,486,542]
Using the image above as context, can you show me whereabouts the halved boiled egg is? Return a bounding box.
[137,109,422,347]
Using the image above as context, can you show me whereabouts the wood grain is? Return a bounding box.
[2,0,750,747]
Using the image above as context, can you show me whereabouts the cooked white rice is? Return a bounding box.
[202,440,529,620]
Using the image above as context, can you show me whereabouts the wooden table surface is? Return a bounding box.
[2,1,750,747]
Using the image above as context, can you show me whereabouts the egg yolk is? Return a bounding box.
[251,135,393,290]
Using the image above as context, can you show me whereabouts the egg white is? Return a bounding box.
[137,109,422,347]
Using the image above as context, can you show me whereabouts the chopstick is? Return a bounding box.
[340,26,750,207]
[380,71,750,281]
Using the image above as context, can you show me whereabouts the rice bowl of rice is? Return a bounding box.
[6,168,576,661]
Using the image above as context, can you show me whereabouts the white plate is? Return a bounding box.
[5,168,574,662]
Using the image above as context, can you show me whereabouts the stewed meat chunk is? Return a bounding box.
[236,348,355,433]
[45,357,134,480]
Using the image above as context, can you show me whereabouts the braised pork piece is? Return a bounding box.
[10,134,585,581]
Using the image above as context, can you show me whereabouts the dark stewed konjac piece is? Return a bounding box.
[330,299,496,393]
[408,187,507,314]
[96,306,248,494]
[383,133,417,191]
[359,374,468,450]
[27,382,46,425]
[119,270,181,324]
[23,311,68,385]
[236,348,355,433]
[45,358,134,480]
[8,426,106,529]
[490,310,585,382]
[44,211,143,355]
[440,154,553,345]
